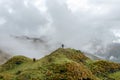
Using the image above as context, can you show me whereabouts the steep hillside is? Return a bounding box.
[0,48,120,80]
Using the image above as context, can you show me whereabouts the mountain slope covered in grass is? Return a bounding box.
[0,48,120,80]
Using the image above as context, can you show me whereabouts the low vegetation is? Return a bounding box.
[0,48,120,80]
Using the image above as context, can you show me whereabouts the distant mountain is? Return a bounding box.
[84,52,101,60]
[97,42,120,63]
[0,50,11,64]
[0,48,120,80]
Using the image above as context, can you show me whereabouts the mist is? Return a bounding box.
[0,0,120,60]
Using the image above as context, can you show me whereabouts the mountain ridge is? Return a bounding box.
[0,48,120,80]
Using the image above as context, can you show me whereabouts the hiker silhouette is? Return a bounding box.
[33,58,36,62]
[61,44,64,48]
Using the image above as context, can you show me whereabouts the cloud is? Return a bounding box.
[0,0,120,59]
[0,0,48,36]
[45,0,120,58]
[45,0,114,47]
[0,0,52,58]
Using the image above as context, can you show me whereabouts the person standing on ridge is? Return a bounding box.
[33,58,36,62]
[62,44,64,48]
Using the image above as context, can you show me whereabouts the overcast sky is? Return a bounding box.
[0,0,120,58]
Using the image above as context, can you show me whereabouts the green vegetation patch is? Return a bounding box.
[50,48,89,64]
[90,60,120,74]
[1,48,120,80]
[108,71,120,80]
[45,61,99,80]
[1,55,32,71]
[0,73,15,80]
[16,69,44,80]
[88,60,120,80]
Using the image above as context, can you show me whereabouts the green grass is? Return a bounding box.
[109,71,120,80]
[0,48,120,80]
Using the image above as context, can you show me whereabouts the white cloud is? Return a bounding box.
[66,0,110,15]
[0,18,6,25]
[33,0,47,13]
[112,29,120,38]
[66,0,90,12]
[0,0,120,59]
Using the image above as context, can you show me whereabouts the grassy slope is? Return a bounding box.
[87,60,120,80]
[0,48,120,80]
